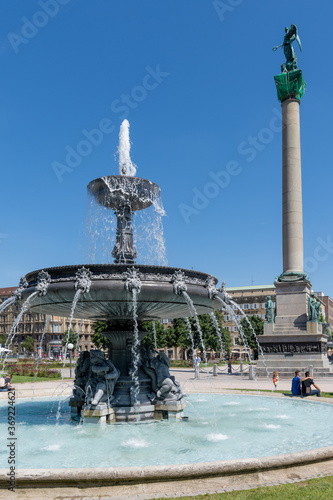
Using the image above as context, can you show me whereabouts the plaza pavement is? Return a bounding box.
[0,365,332,400]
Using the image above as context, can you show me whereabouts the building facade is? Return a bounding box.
[223,285,275,360]
[0,287,94,357]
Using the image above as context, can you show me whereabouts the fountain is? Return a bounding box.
[0,120,332,497]
[16,119,223,423]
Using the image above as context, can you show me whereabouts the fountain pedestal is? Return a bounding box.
[84,404,116,424]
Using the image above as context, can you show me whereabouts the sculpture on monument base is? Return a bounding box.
[265,296,275,323]
[308,294,322,323]
[85,349,120,407]
[141,347,184,402]
[273,24,302,73]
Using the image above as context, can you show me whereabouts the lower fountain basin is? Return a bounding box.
[1,394,333,469]
[21,264,220,320]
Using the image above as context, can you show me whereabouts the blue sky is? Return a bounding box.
[0,0,332,298]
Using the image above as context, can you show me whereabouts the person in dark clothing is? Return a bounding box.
[291,370,301,395]
[301,371,321,397]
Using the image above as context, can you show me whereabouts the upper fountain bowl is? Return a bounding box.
[87,175,161,211]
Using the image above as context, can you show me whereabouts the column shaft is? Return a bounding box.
[282,98,304,273]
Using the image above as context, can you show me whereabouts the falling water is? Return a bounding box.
[185,317,195,366]
[56,289,83,424]
[1,292,39,372]
[0,296,16,315]
[75,319,84,353]
[209,312,226,359]
[214,296,253,366]
[32,315,51,386]
[130,289,141,407]
[152,321,157,350]
[182,291,208,365]
[118,119,137,176]
[229,299,270,379]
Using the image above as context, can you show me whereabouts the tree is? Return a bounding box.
[142,321,166,349]
[214,310,233,354]
[21,335,34,352]
[91,321,109,350]
[239,315,264,352]
[62,329,78,348]
[0,333,8,347]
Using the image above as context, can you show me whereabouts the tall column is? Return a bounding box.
[282,98,303,274]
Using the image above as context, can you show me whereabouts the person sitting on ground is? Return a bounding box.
[4,374,12,390]
[291,370,301,396]
[0,374,12,391]
[301,371,321,397]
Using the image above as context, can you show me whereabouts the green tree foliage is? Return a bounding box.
[21,335,35,352]
[91,321,109,350]
[239,315,264,349]
[61,329,78,348]
[214,310,233,354]
[142,321,166,349]
[0,333,8,347]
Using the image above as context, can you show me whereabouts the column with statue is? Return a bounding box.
[256,25,331,377]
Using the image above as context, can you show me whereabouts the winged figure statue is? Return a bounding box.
[273,24,302,72]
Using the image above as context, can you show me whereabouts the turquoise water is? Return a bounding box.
[0,394,332,469]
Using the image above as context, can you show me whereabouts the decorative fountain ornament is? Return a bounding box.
[18,119,224,422]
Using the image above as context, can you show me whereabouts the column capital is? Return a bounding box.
[274,69,306,103]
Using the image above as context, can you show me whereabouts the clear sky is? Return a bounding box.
[0,0,332,298]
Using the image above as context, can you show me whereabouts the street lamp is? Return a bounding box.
[67,343,74,378]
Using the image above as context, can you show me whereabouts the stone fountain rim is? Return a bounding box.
[23,263,218,285]
[0,445,332,488]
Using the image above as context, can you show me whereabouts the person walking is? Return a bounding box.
[272,371,279,391]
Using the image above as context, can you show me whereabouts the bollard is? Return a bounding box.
[249,365,255,380]
[195,365,199,379]
[240,362,243,373]
[309,364,313,377]
[213,364,217,376]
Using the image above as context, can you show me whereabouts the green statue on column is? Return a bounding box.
[273,24,302,73]
[273,24,306,103]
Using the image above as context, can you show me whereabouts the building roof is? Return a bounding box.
[0,287,17,297]
[225,285,275,292]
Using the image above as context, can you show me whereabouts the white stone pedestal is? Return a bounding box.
[154,400,186,420]
[84,404,116,424]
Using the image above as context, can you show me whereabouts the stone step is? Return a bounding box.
[255,368,333,378]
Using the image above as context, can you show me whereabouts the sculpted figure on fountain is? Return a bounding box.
[85,350,120,407]
[73,351,91,400]
[141,346,184,402]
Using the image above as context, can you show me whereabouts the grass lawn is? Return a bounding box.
[153,475,333,499]
[11,375,67,383]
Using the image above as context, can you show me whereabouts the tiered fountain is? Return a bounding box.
[18,120,223,422]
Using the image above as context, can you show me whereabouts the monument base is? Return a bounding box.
[257,279,332,377]
[256,334,332,378]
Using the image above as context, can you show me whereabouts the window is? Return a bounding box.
[243,304,250,310]
[261,303,266,309]
[253,303,259,309]
[52,324,62,333]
